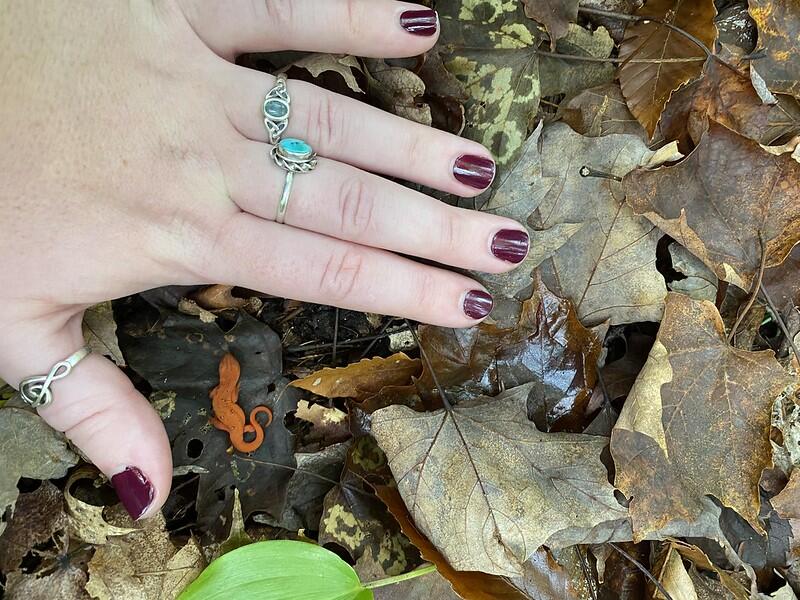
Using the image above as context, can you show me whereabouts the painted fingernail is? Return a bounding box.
[400,9,438,36]
[453,155,496,189]
[111,466,155,520]
[463,290,494,320]
[492,229,529,263]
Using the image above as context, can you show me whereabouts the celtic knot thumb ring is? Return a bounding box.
[19,346,92,408]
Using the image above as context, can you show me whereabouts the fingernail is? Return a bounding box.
[453,155,496,189]
[492,229,529,263]
[400,9,438,36]
[463,290,493,320]
[111,466,155,520]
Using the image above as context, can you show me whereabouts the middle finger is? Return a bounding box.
[220,67,498,195]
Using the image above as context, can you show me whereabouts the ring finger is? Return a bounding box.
[226,142,531,273]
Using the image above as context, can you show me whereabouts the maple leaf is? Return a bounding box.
[483,122,671,326]
[749,0,800,99]
[611,293,791,539]
[522,0,578,50]
[624,120,800,291]
[371,383,627,577]
[618,0,718,138]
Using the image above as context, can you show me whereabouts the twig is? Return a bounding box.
[536,49,706,64]
[359,317,398,359]
[728,237,767,344]
[760,284,800,365]
[575,546,598,600]
[577,6,712,59]
[285,325,410,353]
[404,319,453,411]
[238,456,374,498]
[332,307,340,364]
[608,542,674,600]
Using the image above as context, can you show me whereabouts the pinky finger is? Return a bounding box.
[198,213,494,327]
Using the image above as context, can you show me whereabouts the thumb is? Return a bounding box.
[1,310,172,520]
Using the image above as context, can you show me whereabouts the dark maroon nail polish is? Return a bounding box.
[453,155,496,189]
[492,229,529,263]
[400,9,438,36]
[463,290,493,319]
[111,466,154,520]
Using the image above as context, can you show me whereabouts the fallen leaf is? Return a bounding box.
[764,244,800,313]
[611,293,791,539]
[82,302,125,366]
[509,547,589,599]
[618,0,717,138]
[214,488,252,558]
[117,296,298,539]
[417,49,468,135]
[371,383,627,576]
[375,483,532,599]
[773,469,800,521]
[0,407,78,536]
[190,284,262,314]
[668,242,719,302]
[624,120,800,290]
[364,59,431,126]
[0,481,68,572]
[85,508,204,600]
[4,563,90,600]
[558,82,645,138]
[368,564,461,600]
[287,53,364,93]
[290,353,421,401]
[654,542,698,600]
[749,0,800,99]
[655,541,750,600]
[659,58,800,151]
[64,467,136,545]
[294,399,351,451]
[539,24,615,98]
[483,121,668,325]
[522,0,578,50]
[437,0,542,170]
[593,542,648,599]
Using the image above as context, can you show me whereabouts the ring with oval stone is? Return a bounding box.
[271,137,318,224]
[263,73,291,144]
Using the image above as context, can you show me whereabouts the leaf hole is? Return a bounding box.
[187,438,204,459]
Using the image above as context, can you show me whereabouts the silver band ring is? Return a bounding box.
[263,73,291,145]
[19,346,92,408]
[271,138,318,224]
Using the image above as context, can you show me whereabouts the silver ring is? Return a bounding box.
[263,73,291,145]
[271,138,318,224]
[19,346,92,408]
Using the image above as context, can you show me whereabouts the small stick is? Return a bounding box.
[728,237,767,344]
[608,542,674,600]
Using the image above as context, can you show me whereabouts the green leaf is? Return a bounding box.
[177,540,373,600]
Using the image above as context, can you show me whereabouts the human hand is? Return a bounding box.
[0,0,529,519]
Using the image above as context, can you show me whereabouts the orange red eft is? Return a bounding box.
[209,353,273,453]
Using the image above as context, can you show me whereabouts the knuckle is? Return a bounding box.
[307,91,346,149]
[437,211,462,256]
[317,248,366,303]
[258,0,294,28]
[337,177,376,239]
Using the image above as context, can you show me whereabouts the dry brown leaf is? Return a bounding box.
[371,383,627,576]
[522,0,578,50]
[668,243,718,302]
[85,508,204,600]
[364,59,432,126]
[657,541,750,600]
[0,408,78,536]
[0,482,67,573]
[558,83,645,138]
[624,120,800,290]
[484,121,668,325]
[290,353,421,401]
[83,302,125,366]
[4,563,90,600]
[611,293,791,540]
[749,0,800,99]
[295,399,350,450]
[618,0,717,138]
[190,284,261,314]
[659,58,800,151]
[286,53,364,93]
[773,469,800,520]
[65,467,136,545]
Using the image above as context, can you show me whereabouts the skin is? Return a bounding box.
[0,0,527,518]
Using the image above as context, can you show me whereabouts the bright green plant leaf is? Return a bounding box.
[178,540,373,600]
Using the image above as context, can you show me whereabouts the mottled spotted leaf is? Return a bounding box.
[438,0,542,170]
[749,0,800,98]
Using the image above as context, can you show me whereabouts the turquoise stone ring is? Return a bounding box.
[277,138,314,161]
[271,136,317,225]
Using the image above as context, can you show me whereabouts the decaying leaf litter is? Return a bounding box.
[2,0,800,598]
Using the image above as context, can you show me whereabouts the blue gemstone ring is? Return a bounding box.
[263,74,291,144]
[271,137,318,224]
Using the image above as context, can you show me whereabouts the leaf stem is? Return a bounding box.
[535,50,705,64]
[608,543,674,600]
[362,565,438,589]
[404,319,454,411]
